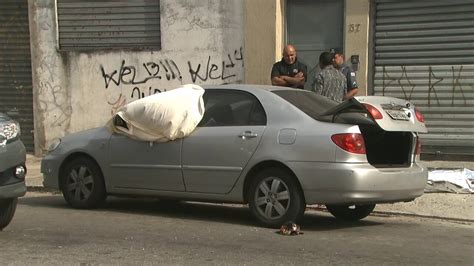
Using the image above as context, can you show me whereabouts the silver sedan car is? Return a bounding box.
[42,85,428,227]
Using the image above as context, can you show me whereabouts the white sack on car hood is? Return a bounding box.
[108,84,204,142]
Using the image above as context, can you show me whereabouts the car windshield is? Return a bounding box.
[272,90,338,120]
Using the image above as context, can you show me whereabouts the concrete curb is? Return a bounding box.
[371,211,474,223]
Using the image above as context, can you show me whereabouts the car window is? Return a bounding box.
[198,90,267,127]
[272,90,338,120]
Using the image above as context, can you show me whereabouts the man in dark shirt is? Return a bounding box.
[330,48,359,99]
[271,45,308,89]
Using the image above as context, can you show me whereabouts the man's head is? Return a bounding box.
[283,45,297,65]
[330,48,344,68]
[319,52,333,69]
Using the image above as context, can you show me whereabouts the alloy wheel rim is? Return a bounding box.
[67,166,94,201]
[254,176,290,220]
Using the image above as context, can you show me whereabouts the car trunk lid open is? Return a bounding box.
[319,96,427,168]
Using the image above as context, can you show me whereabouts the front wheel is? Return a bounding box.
[60,157,106,209]
[326,204,376,221]
[0,198,18,231]
[248,168,305,228]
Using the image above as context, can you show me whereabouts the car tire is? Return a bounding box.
[60,157,106,209]
[326,204,376,221]
[0,198,18,231]
[248,168,305,228]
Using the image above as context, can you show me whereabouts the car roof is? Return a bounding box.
[202,84,300,93]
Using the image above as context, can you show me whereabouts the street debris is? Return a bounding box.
[278,222,303,236]
[426,168,474,193]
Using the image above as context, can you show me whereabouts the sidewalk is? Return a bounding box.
[25,154,474,221]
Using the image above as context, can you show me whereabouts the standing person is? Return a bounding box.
[330,48,359,99]
[271,44,308,89]
[312,52,347,102]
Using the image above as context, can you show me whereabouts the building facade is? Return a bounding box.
[0,0,472,157]
[28,0,244,154]
[245,0,474,158]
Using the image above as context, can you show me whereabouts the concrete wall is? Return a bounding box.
[344,0,370,96]
[29,0,244,154]
[244,0,284,85]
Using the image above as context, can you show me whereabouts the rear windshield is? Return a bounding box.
[272,90,338,119]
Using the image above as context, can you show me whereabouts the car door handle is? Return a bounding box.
[238,131,258,139]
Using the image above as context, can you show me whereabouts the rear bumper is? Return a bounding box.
[288,161,428,205]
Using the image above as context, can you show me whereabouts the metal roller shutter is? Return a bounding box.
[373,0,474,156]
[0,0,34,152]
[57,0,161,51]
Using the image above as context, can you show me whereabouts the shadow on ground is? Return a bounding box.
[19,193,382,231]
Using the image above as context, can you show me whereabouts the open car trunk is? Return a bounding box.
[358,125,414,167]
[272,91,427,168]
[318,96,426,168]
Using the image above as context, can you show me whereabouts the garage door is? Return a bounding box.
[0,0,34,152]
[373,0,474,156]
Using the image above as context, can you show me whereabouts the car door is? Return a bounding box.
[108,134,185,191]
[182,90,267,194]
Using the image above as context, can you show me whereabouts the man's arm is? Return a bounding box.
[291,64,308,87]
[344,66,359,99]
[270,63,288,86]
[313,74,324,94]
[271,76,289,86]
[345,88,359,99]
[281,74,305,87]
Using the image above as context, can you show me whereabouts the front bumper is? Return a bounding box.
[0,181,26,199]
[288,161,428,205]
[0,139,27,193]
[0,139,26,172]
[41,154,61,189]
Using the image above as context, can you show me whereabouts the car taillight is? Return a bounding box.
[363,103,383,120]
[331,133,366,154]
[415,108,425,123]
[415,137,422,155]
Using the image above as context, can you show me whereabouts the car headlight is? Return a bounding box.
[0,120,20,147]
[48,138,61,152]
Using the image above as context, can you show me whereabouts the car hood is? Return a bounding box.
[61,127,109,142]
[319,96,428,133]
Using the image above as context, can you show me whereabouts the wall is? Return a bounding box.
[244,0,284,85]
[29,0,244,154]
[344,0,370,96]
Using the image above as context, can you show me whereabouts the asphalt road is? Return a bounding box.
[1,192,473,265]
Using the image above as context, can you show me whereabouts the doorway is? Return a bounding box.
[286,0,345,90]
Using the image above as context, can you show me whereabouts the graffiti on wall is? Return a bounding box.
[188,47,244,83]
[381,65,473,107]
[100,59,183,89]
[100,47,244,114]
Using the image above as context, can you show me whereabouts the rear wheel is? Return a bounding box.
[60,157,106,209]
[326,204,376,221]
[248,168,305,228]
[0,198,18,231]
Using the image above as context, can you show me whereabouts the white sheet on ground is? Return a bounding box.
[108,84,204,142]
[426,168,474,193]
